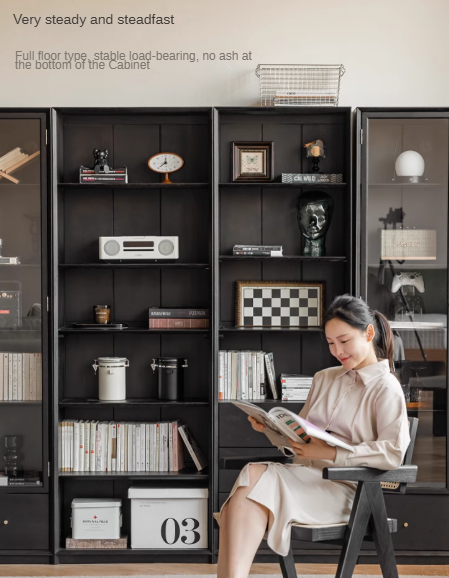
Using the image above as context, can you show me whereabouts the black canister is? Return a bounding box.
[151,357,188,400]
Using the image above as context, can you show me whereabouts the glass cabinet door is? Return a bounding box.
[0,114,47,489]
[361,113,448,489]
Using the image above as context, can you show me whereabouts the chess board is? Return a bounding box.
[236,282,324,327]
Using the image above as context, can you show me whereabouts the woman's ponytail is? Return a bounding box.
[372,310,395,372]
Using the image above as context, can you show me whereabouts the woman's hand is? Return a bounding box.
[248,416,266,433]
[290,430,337,462]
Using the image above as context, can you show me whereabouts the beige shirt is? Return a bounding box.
[267,359,411,471]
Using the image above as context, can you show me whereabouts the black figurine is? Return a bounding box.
[304,139,325,173]
[93,149,110,174]
[298,191,334,257]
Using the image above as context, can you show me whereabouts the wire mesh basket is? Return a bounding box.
[255,64,346,107]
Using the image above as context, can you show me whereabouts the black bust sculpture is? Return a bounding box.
[297,192,334,256]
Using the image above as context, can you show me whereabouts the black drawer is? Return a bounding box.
[219,402,303,447]
[385,494,449,551]
[0,494,49,550]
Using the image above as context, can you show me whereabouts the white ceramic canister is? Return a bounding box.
[92,357,129,400]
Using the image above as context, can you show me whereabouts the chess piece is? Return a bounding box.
[297,192,334,257]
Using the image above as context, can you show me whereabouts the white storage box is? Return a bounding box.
[128,487,208,549]
[71,498,122,539]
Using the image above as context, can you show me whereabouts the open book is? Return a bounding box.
[232,400,354,453]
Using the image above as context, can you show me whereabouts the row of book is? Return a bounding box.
[219,350,277,400]
[59,420,208,473]
[0,471,41,487]
[79,165,128,183]
[148,307,209,329]
[233,244,283,257]
[0,353,42,401]
[281,374,313,401]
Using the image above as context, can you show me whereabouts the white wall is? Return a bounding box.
[1,0,449,107]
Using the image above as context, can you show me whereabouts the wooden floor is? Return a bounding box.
[0,564,447,576]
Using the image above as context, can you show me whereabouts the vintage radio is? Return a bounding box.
[99,236,179,260]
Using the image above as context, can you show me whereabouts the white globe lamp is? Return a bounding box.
[395,150,426,183]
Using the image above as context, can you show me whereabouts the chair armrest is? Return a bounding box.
[220,455,292,470]
[323,465,418,483]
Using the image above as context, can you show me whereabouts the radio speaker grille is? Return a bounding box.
[158,239,175,256]
[104,240,121,256]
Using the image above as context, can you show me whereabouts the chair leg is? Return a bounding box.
[336,482,372,578]
[365,483,399,578]
[278,547,297,578]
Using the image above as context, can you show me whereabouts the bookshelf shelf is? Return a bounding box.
[59,263,209,269]
[59,182,209,189]
[58,468,208,480]
[59,398,209,407]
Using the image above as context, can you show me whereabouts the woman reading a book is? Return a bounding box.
[215,294,410,578]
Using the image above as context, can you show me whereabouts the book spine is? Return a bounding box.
[145,424,150,472]
[73,421,80,472]
[17,353,22,400]
[148,308,209,318]
[37,354,42,400]
[134,424,139,472]
[111,423,117,472]
[233,245,282,250]
[120,423,125,472]
[29,354,35,400]
[69,422,74,471]
[127,424,132,472]
[218,351,224,400]
[84,422,90,471]
[233,250,282,256]
[3,354,8,401]
[89,422,96,472]
[178,426,202,471]
[12,353,18,400]
[149,318,209,328]
[155,424,160,472]
[80,176,128,182]
[95,424,101,472]
[140,423,146,471]
[236,352,241,400]
[0,354,3,401]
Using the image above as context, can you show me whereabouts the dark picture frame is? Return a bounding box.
[235,280,325,327]
[232,141,274,182]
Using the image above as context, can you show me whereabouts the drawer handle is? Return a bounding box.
[3,520,8,525]
[403,522,408,528]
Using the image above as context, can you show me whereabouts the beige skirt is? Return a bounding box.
[214,462,356,557]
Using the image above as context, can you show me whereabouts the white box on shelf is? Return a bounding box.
[71,498,122,539]
[128,487,208,549]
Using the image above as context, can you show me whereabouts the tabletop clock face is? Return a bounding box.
[148,153,184,174]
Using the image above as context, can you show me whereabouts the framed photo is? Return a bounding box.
[232,142,274,182]
[235,280,325,327]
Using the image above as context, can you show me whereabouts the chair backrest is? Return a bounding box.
[381,417,418,494]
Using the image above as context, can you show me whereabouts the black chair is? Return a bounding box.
[219,418,418,578]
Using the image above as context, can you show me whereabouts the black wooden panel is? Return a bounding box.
[219,402,303,447]
[113,334,161,398]
[219,123,262,183]
[219,333,263,352]
[260,333,304,382]
[64,334,114,398]
[303,122,345,176]
[114,124,160,183]
[385,494,449,551]
[113,405,160,423]
[262,123,304,179]
[161,269,210,308]
[220,187,262,253]
[63,124,114,182]
[259,261,303,282]
[114,269,160,322]
[301,330,336,377]
[113,188,160,236]
[0,495,49,550]
[160,333,210,399]
[63,188,113,263]
[262,188,302,254]
[302,260,346,309]
[220,261,261,323]
[161,405,210,462]
[161,189,210,262]
[161,124,209,183]
[64,269,114,322]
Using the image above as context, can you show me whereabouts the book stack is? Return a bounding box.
[280,374,313,401]
[233,245,283,257]
[79,166,128,184]
[59,420,208,473]
[273,90,337,107]
[0,353,42,401]
[219,350,278,400]
[148,307,209,329]
[7,472,41,487]
[0,147,40,184]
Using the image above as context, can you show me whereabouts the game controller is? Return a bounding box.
[391,272,425,293]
